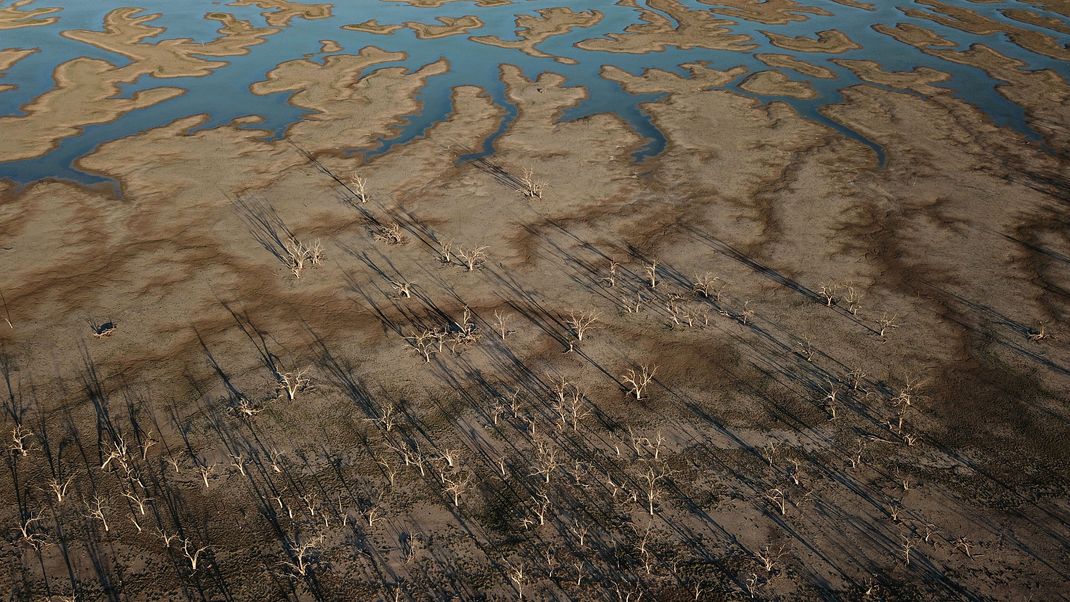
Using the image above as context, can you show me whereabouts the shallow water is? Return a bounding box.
[0,0,1068,185]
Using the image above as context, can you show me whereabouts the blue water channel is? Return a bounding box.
[0,0,1067,186]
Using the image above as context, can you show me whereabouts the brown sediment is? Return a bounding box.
[0,48,36,91]
[342,19,404,35]
[832,59,951,95]
[872,22,957,48]
[739,70,817,98]
[405,15,484,39]
[602,62,748,94]
[61,8,279,78]
[1002,8,1070,34]
[384,0,509,6]
[319,39,341,53]
[227,0,332,26]
[905,0,1070,60]
[251,47,448,151]
[0,9,287,163]
[471,7,602,64]
[876,22,1070,150]
[756,52,836,78]
[698,0,832,25]
[763,28,861,53]
[828,0,874,8]
[576,0,755,53]
[0,0,58,30]
[0,58,185,162]
[1021,0,1070,17]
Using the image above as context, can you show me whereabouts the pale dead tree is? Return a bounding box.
[1028,322,1051,343]
[166,455,182,474]
[796,338,815,362]
[284,237,310,278]
[644,260,659,290]
[622,292,643,314]
[495,456,508,478]
[601,261,620,288]
[551,384,590,432]
[351,173,369,204]
[761,441,780,467]
[622,364,657,400]
[520,167,545,199]
[922,523,939,544]
[903,432,918,447]
[530,440,561,484]
[847,367,867,391]
[493,310,513,340]
[48,476,74,504]
[901,533,917,566]
[847,439,867,469]
[230,453,247,477]
[765,488,787,516]
[507,560,528,600]
[406,329,441,363]
[158,528,179,548]
[182,538,210,573]
[375,223,406,245]
[198,462,216,490]
[85,496,110,532]
[844,285,863,316]
[570,519,590,548]
[9,424,32,457]
[268,448,285,473]
[281,534,324,577]
[307,240,325,266]
[824,381,839,421]
[565,310,599,341]
[954,537,974,558]
[391,280,415,299]
[378,457,399,487]
[649,430,665,460]
[359,495,386,527]
[744,573,762,598]
[16,510,49,550]
[101,435,129,471]
[122,489,151,515]
[692,272,723,299]
[641,464,672,515]
[129,515,143,533]
[438,239,454,264]
[529,492,551,527]
[275,365,311,401]
[456,246,488,271]
[139,431,157,460]
[301,493,319,517]
[234,397,262,418]
[739,301,755,326]
[438,448,460,469]
[818,282,838,307]
[755,544,784,574]
[366,403,398,432]
[789,459,802,486]
[877,313,900,338]
[443,471,472,507]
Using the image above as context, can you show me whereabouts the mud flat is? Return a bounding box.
[1,2,1069,600]
[739,69,817,98]
[471,7,601,63]
[763,28,861,53]
[756,52,836,78]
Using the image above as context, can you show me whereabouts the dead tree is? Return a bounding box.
[281,534,324,577]
[520,168,544,199]
[564,310,599,342]
[275,366,311,401]
[621,365,657,400]
[351,174,369,204]
[456,246,488,272]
